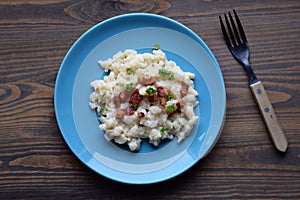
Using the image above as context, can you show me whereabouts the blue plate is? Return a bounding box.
[54,13,226,184]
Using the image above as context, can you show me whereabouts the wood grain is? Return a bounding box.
[0,0,299,199]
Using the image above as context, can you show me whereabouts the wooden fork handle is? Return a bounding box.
[250,81,288,152]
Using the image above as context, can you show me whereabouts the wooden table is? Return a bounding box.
[1,0,299,199]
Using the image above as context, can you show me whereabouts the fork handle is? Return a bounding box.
[250,81,288,152]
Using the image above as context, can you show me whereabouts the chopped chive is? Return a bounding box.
[166,94,174,101]
[152,44,160,50]
[98,107,104,115]
[159,69,174,80]
[125,83,134,92]
[132,103,139,110]
[126,67,134,75]
[160,127,168,133]
[166,103,176,114]
[146,87,158,95]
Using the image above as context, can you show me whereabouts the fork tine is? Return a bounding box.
[219,15,231,48]
[233,9,247,43]
[229,11,241,44]
[224,13,236,46]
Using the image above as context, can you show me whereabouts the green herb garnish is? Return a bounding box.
[132,103,139,110]
[98,107,104,115]
[160,127,168,133]
[166,103,176,114]
[146,87,158,95]
[159,69,174,80]
[166,94,174,101]
[152,44,160,50]
[125,83,134,92]
[126,67,135,75]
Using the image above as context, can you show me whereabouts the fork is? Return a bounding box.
[219,10,288,152]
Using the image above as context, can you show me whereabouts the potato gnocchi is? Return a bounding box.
[89,48,198,151]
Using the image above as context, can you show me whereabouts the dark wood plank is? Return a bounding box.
[0,0,299,199]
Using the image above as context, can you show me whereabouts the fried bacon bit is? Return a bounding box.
[176,98,185,114]
[138,75,157,85]
[159,98,167,106]
[116,110,125,119]
[137,112,145,118]
[179,108,186,114]
[113,96,121,107]
[119,91,127,101]
[157,86,169,97]
[176,98,185,108]
[181,84,188,97]
[148,94,158,102]
[129,89,143,104]
[125,105,135,115]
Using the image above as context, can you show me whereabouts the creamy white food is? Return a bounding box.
[89,49,198,151]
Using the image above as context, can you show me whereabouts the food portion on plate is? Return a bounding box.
[89,46,199,151]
